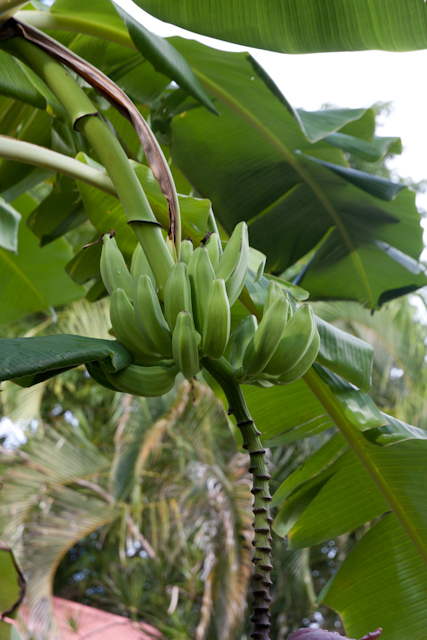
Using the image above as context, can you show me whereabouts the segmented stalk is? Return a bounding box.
[201,358,272,640]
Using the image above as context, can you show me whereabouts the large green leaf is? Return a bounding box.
[320,514,427,640]
[133,0,427,53]
[0,194,83,325]
[274,438,427,550]
[167,39,425,307]
[0,334,131,385]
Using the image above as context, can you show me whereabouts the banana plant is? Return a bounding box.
[0,2,427,639]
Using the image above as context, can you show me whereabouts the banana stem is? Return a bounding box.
[0,35,174,294]
[201,357,272,640]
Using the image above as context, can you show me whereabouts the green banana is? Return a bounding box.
[164,262,193,333]
[134,274,173,358]
[263,304,317,377]
[274,326,320,384]
[187,247,215,333]
[204,232,220,270]
[100,234,135,301]
[263,282,290,314]
[229,315,258,369]
[172,311,200,380]
[180,239,194,265]
[110,288,162,365]
[202,278,231,360]
[85,361,119,392]
[241,296,289,378]
[216,221,249,306]
[105,362,179,397]
[130,243,156,289]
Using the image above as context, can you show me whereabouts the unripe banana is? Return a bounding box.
[264,282,290,315]
[216,221,249,306]
[241,296,289,378]
[105,362,179,397]
[180,239,194,265]
[202,278,231,360]
[100,234,135,301]
[164,262,193,333]
[172,311,200,380]
[134,275,173,358]
[188,247,215,333]
[204,232,220,270]
[263,304,317,377]
[131,243,156,289]
[274,326,320,384]
[229,315,258,369]
[85,361,119,392]
[110,288,162,365]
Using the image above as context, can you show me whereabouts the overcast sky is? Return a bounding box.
[115,1,427,238]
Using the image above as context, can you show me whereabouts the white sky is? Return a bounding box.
[116,1,427,233]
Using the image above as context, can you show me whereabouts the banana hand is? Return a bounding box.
[272,325,320,384]
[242,296,289,378]
[263,304,317,377]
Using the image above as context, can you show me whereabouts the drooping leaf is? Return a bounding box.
[312,365,385,431]
[0,334,131,385]
[113,2,218,114]
[0,194,83,325]
[325,132,402,162]
[132,0,427,54]
[365,413,427,447]
[315,316,373,392]
[296,108,370,144]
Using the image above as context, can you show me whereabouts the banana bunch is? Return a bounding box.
[92,224,319,397]
[231,283,320,387]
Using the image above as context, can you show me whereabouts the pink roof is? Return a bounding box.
[51,597,163,640]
